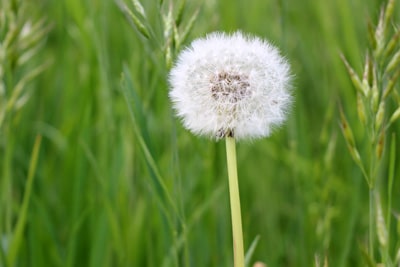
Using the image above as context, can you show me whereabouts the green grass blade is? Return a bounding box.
[245,235,260,267]
[120,65,181,224]
[0,239,7,267]
[7,135,42,267]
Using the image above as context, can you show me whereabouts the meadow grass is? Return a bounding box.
[0,0,399,266]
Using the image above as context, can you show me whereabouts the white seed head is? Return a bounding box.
[169,31,292,140]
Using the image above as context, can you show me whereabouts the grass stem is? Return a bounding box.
[368,188,374,259]
[7,135,42,267]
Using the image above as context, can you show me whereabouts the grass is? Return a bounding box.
[0,0,399,266]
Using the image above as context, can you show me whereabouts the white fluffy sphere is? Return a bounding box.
[169,31,292,140]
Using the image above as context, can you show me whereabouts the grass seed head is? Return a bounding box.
[375,194,388,247]
[375,101,385,132]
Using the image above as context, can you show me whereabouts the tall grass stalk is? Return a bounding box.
[7,135,42,267]
[0,0,49,264]
[340,0,399,264]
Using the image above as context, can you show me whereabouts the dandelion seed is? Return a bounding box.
[169,31,292,140]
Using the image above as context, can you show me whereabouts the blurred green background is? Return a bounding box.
[1,0,399,266]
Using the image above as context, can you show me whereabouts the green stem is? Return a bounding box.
[368,162,375,260]
[368,187,374,259]
[386,133,396,257]
[7,135,42,267]
[2,122,13,236]
[367,125,377,260]
[225,137,244,267]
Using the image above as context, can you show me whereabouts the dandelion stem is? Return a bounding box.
[225,137,245,267]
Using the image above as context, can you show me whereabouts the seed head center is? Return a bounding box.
[210,71,250,103]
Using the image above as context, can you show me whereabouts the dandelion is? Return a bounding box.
[169,31,292,140]
[169,31,292,267]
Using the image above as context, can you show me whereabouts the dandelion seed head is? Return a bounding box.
[169,31,292,140]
